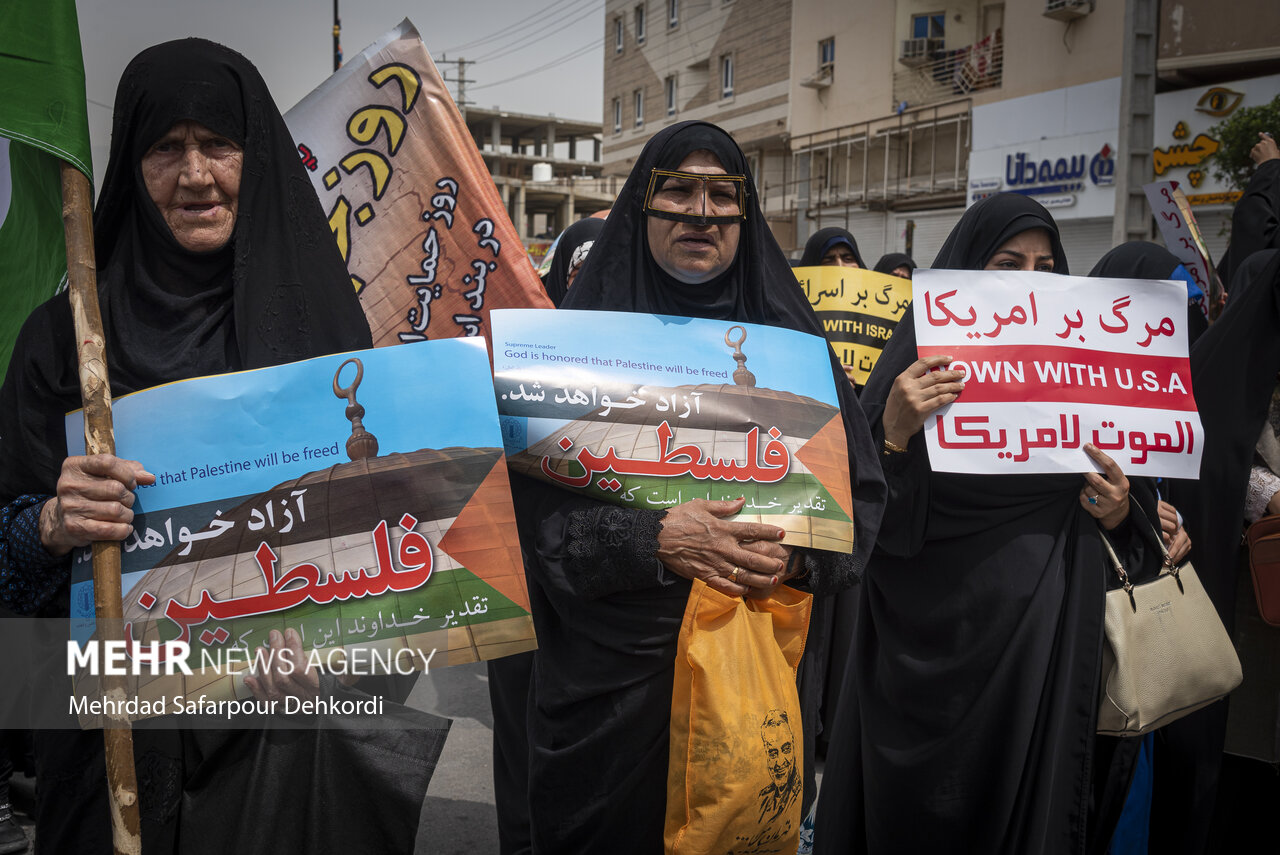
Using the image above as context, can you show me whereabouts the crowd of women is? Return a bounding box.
[1,34,1278,855]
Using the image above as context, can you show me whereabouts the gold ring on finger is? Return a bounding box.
[730,566,741,582]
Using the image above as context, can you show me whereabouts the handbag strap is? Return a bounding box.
[1097,499,1180,612]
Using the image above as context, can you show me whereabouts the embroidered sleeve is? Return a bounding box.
[1245,465,1280,525]
[0,494,71,615]
[563,505,670,599]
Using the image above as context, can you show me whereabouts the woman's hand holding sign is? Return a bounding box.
[881,355,966,448]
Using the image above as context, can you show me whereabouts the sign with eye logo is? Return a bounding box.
[1152,73,1280,205]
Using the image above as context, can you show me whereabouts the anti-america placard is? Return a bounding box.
[915,269,1202,478]
[65,339,532,723]
[793,266,912,385]
[492,308,856,553]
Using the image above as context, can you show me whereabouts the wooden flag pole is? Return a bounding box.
[60,161,142,855]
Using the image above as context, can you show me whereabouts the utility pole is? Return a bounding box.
[333,0,342,71]
[437,54,473,117]
[1112,0,1157,246]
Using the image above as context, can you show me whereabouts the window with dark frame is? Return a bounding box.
[668,0,679,28]
[665,75,677,116]
[819,36,835,70]
[720,54,734,98]
[634,88,644,127]
[613,97,621,133]
[635,4,646,44]
[614,17,623,53]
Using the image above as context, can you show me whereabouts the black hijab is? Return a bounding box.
[872,252,915,276]
[799,226,867,268]
[0,38,371,505]
[541,217,604,307]
[931,192,1068,272]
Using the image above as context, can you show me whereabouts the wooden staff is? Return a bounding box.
[61,161,142,855]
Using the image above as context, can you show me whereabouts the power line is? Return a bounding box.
[468,0,603,63]
[470,38,601,91]
[440,0,592,53]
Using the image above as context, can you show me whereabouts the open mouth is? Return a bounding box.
[677,233,714,249]
[182,202,222,214]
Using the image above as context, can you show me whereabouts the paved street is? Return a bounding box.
[412,661,501,854]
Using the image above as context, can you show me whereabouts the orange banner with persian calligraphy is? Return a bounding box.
[285,19,551,348]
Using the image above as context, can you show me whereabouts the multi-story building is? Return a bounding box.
[601,0,796,246]
[788,0,1279,270]
[598,1,1278,267]
[463,106,612,244]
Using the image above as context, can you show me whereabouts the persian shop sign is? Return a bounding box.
[1003,145,1116,192]
[1152,72,1280,206]
[968,132,1117,219]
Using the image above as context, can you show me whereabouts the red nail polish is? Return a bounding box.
[770,576,778,586]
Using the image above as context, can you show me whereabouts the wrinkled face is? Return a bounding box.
[645,150,741,284]
[890,265,912,279]
[984,228,1055,272]
[141,120,243,253]
[821,245,859,267]
[762,724,794,789]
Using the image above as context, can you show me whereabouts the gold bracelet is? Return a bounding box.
[883,438,908,455]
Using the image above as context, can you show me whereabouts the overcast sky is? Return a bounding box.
[78,0,604,185]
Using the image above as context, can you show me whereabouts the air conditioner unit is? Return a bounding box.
[899,37,944,66]
[800,66,833,90]
[1044,0,1094,22]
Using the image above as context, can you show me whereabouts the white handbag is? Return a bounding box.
[1096,504,1242,736]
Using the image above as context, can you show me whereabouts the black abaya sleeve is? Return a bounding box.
[1223,160,1280,285]
[858,306,931,558]
[512,473,671,600]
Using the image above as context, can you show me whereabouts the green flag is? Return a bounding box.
[0,0,92,377]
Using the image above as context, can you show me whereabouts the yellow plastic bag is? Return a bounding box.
[665,578,813,855]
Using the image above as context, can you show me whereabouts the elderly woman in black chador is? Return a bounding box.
[799,226,866,268]
[815,194,1164,855]
[0,39,443,854]
[509,120,885,853]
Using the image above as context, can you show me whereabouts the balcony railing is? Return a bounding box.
[892,30,1002,109]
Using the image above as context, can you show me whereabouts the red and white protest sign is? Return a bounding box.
[914,269,1202,478]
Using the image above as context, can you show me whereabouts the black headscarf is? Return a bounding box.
[0,38,371,505]
[541,217,604,307]
[1089,242,1209,347]
[817,192,1155,855]
[798,226,867,268]
[932,192,1068,272]
[872,252,915,276]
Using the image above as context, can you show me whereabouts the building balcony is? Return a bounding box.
[892,31,1002,110]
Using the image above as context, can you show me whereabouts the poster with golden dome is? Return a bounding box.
[492,309,855,554]
[66,338,531,724]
